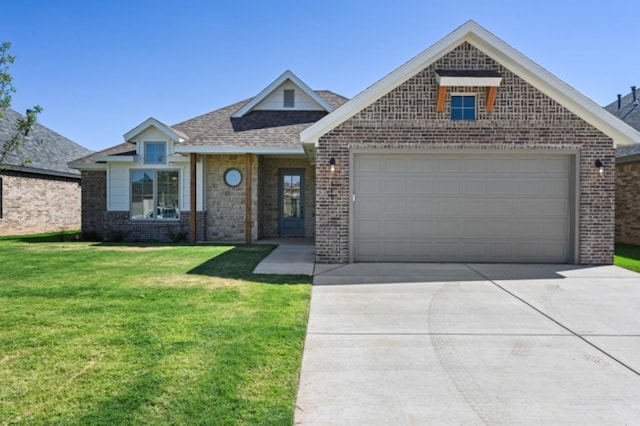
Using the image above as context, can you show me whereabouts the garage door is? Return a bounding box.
[353,153,573,263]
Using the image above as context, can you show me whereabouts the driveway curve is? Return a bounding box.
[295,263,640,425]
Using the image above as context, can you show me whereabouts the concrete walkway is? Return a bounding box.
[252,238,315,275]
[296,263,640,425]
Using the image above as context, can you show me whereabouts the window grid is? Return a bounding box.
[144,142,166,164]
[451,95,476,121]
[130,170,179,220]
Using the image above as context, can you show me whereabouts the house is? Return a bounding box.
[70,21,640,264]
[605,86,640,244]
[0,108,92,236]
[69,71,348,242]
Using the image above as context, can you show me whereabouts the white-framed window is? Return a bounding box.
[130,169,180,220]
[451,95,476,120]
[144,142,167,164]
[283,89,295,108]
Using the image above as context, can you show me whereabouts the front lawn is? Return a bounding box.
[614,243,640,272]
[0,235,311,425]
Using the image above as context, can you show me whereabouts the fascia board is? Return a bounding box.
[93,155,137,163]
[300,22,468,146]
[174,146,305,155]
[301,20,640,147]
[67,162,108,171]
[465,31,640,147]
[123,117,186,142]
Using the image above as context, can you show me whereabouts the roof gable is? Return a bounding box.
[232,70,335,118]
[301,20,640,148]
[123,117,187,142]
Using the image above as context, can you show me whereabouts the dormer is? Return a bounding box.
[232,70,334,118]
[114,117,189,165]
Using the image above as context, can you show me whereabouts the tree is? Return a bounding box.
[0,41,42,166]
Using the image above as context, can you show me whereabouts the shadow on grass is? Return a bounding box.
[188,244,311,285]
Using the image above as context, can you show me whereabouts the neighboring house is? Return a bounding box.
[0,108,92,236]
[70,21,640,264]
[606,86,640,244]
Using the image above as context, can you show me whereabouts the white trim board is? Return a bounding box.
[300,20,640,148]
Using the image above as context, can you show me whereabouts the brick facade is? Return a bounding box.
[615,161,640,245]
[315,42,614,264]
[81,171,106,239]
[258,157,315,238]
[80,170,206,242]
[0,170,82,236]
[104,211,206,242]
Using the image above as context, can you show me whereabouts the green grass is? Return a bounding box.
[0,235,311,425]
[614,243,640,272]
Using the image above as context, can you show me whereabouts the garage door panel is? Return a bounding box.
[435,180,460,195]
[353,154,572,263]
[409,220,435,237]
[382,199,407,216]
[462,180,487,195]
[355,199,380,215]
[487,180,516,195]
[435,199,461,216]
[382,179,407,195]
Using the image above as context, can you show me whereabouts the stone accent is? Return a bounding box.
[0,170,82,236]
[615,161,640,244]
[205,154,258,242]
[258,157,315,238]
[315,42,614,265]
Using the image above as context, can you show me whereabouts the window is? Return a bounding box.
[283,89,295,108]
[451,95,476,120]
[131,170,179,220]
[144,142,166,164]
[0,177,3,219]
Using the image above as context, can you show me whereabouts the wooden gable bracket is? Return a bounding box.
[435,69,502,113]
[436,86,448,112]
[486,86,498,112]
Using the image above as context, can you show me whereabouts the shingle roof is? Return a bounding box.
[605,87,640,159]
[1,108,92,176]
[71,142,135,164]
[172,90,348,148]
[74,90,348,164]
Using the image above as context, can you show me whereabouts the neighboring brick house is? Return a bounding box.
[71,21,640,264]
[606,87,640,244]
[0,108,92,236]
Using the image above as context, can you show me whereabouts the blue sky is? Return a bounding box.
[4,0,640,151]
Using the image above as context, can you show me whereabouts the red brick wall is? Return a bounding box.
[316,42,614,264]
[81,170,206,242]
[615,161,640,245]
[0,171,82,236]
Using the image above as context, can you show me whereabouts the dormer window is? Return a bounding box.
[144,142,166,164]
[283,89,295,108]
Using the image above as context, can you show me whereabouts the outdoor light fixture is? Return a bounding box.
[595,159,604,177]
[329,157,336,174]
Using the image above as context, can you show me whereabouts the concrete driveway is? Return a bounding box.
[295,263,640,425]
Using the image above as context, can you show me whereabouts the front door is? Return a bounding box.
[279,170,304,236]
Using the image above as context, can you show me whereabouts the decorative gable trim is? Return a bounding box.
[123,117,187,143]
[300,20,640,148]
[231,70,334,118]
